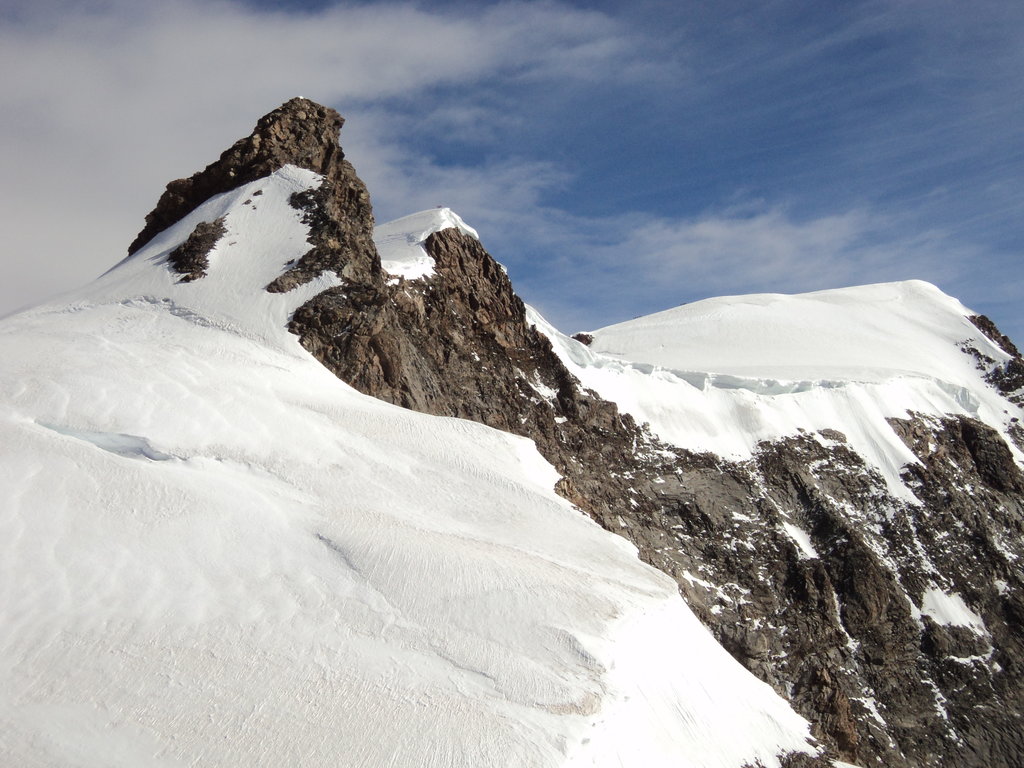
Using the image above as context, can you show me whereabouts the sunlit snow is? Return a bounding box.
[781,522,820,560]
[375,207,478,281]
[529,280,1023,500]
[918,588,989,636]
[0,194,818,766]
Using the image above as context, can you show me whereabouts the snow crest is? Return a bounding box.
[375,207,479,281]
[72,164,340,352]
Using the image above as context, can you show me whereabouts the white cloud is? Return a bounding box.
[0,0,656,314]
[508,204,978,333]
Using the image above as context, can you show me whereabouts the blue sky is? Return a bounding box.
[1,0,1021,342]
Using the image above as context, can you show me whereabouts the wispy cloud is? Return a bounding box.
[497,202,980,332]
[0,0,1020,343]
[0,0,663,313]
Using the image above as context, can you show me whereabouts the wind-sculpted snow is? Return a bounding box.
[37,423,177,461]
[0,218,817,766]
[586,281,1005,381]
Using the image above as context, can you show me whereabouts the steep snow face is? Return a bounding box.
[375,207,479,281]
[75,164,341,352]
[0,200,817,766]
[588,281,994,382]
[534,280,1022,497]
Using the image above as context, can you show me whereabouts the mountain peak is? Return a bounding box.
[5,97,1024,768]
[128,98,347,255]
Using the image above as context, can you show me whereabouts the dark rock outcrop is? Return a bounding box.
[167,217,226,282]
[571,332,593,346]
[137,98,1024,768]
[966,315,1024,407]
[970,314,1021,358]
[129,97,375,285]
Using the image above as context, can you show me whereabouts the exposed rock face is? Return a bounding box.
[965,315,1024,408]
[137,99,1024,768]
[167,218,226,282]
[886,414,1024,765]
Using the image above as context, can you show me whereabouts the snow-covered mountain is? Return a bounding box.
[544,278,1022,497]
[2,98,1022,768]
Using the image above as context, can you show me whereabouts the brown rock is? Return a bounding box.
[166,217,226,282]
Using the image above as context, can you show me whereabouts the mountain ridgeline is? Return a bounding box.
[136,98,1024,767]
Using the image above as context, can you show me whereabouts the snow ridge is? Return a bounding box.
[530,280,1023,499]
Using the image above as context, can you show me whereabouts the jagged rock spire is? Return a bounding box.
[129,98,350,255]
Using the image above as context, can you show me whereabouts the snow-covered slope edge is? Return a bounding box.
[537,279,1022,500]
[0,100,822,768]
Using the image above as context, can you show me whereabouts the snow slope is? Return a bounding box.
[533,281,1022,497]
[376,207,478,281]
[0,180,817,767]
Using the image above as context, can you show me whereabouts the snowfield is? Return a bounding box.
[532,280,1022,499]
[0,173,820,767]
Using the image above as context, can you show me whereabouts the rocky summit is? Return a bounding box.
[4,98,1023,768]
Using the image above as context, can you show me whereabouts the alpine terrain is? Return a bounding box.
[1,98,1021,768]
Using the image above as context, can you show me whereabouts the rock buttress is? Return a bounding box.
[128,98,378,292]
